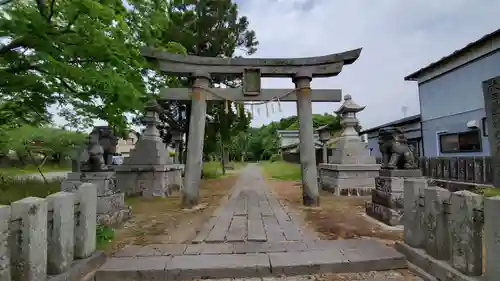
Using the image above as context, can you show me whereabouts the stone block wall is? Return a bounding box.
[396,179,500,281]
[0,183,99,281]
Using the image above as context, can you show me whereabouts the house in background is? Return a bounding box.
[276,130,322,153]
[116,130,139,157]
[360,114,422,158]
[405,28,500,157]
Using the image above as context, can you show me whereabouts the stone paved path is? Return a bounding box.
[193,164,314,243]
[95,165,408,281]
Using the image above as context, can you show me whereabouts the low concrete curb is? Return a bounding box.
[48,251,106,281]
[395,242,480,281]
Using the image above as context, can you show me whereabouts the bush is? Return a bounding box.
[96,225,115,249]
[269,154,282,163]
[201,161,222,179]
[0,176,61,204]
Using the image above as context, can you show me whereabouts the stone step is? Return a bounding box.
[95,241,407,280]
[100,276,422,281]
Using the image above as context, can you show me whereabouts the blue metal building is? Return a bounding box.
[405,28,500,157]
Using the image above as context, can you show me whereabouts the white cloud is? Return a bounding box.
[237,0,500,129]
[51,0,500,132]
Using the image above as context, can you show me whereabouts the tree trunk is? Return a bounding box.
[223,147,230,165]
[220,141,226,175]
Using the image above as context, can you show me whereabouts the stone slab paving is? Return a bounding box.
[189,277,423,281]
[194,165,310,244]
[95,165,408,281]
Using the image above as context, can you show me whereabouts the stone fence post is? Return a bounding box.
[403,178,426,248]
[0,182,97,281]
[75,183,97,258]
[47,192,75,274]
[423,186,450,260]
[484,196,500,281]
[449,190,483,276]
[0,205,11,281]
[10,197,48,281]
[401,181,492,280]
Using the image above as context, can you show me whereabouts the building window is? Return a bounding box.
[439,130,481,153]
[407,138,421,157]
[482,117,488,137]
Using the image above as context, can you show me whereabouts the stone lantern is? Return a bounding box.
[115,99,184,198]
[335,94,364,138]
[318,94,380,196]
[170,129,183,164]
[315,125,331,163]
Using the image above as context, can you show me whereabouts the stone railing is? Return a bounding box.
[395,179,499,281]
[0,183,103,281]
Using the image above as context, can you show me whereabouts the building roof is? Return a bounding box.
[281,140,323,151]
[277,130,299,135]
[360,114,421,135]
[404,28,500,81]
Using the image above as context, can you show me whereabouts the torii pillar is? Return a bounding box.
[294,71,319,205]
[141,47,362,207]
[182,72,210,207]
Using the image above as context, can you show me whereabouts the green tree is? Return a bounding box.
[2,125,86,165]
[143,0,258,164]
[0,0,142,131]
[0,0,188,133]
[285,113,342,131]
[245,113,344,161]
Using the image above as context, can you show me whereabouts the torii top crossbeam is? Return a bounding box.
[141,47,362,78]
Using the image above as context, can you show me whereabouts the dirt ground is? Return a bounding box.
[268,179,403,243]
[102,175,238,256]
[267,179,419,281]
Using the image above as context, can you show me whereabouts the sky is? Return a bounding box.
[234,0,500,130]
[52,0,500,132]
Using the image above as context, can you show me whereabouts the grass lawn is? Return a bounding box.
[0,164,70,177]
[475,186,500,198]
[0,177,61,205]
[260,161,301,181]
[202,161,246,179]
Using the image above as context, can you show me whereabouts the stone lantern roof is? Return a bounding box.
[334,94,365,115]
[314,124,329,133]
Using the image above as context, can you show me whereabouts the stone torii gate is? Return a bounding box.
[141,47,362,207]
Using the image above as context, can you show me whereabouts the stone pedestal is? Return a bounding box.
[365,169,422,226]
[319,163,380,195]
[319,95,380,196]
[116,100,185,199]
[61,171,131,226]
[115,164,184,198]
